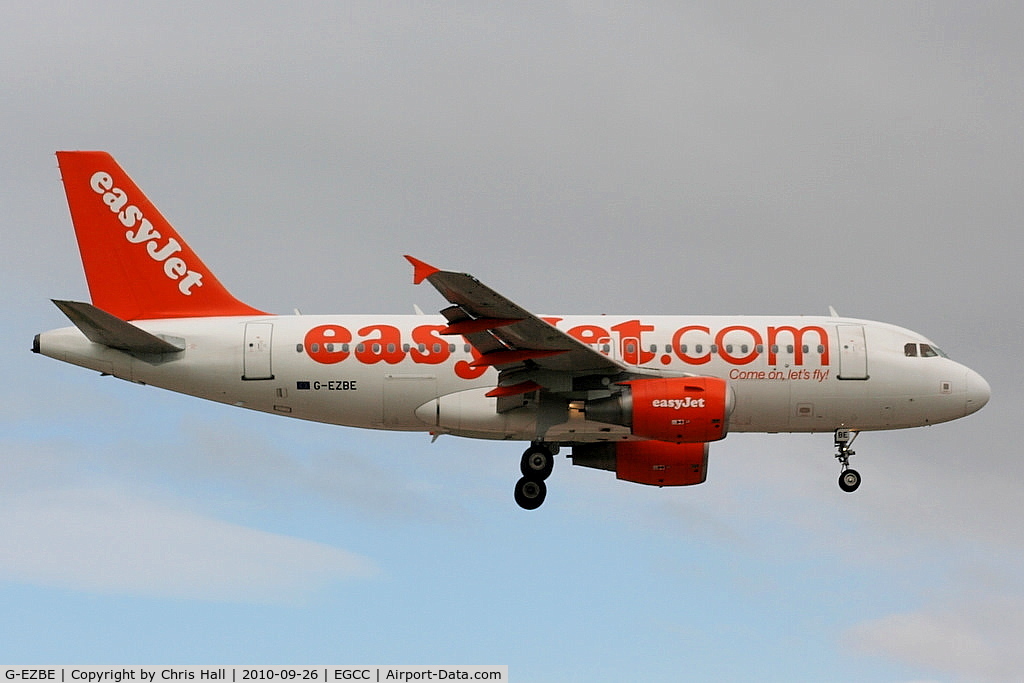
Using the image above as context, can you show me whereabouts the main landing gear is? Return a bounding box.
[834,428,861,493]
[514,443,556,510]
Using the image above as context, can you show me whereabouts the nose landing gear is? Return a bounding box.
[834,428,861,493]
[514,443,556,510]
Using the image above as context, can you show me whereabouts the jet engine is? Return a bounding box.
[585,376,733,443]
[571,440,709,486]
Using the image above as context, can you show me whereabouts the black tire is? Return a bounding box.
[514,477,547,510]
[520,445,554,480]
[839,469,861,493]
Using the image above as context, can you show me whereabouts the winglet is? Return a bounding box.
[404,255,440,285]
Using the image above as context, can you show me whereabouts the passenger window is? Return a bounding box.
[905,343,917,357]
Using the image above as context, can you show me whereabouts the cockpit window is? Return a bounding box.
[905,342,949,358]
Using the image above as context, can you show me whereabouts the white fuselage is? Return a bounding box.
[36,313,990,444]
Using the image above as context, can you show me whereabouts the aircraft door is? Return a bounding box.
[243,322,274,380]
[836,324,868,380]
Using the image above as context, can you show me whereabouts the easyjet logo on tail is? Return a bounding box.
[89,171,204,295]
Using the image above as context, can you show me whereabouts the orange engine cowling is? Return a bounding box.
[571,441,709,486]
[585,376,733,443]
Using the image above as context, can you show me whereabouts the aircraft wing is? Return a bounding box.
[406,256,628,393]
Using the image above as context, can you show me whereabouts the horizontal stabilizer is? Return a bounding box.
[52,300,184,354]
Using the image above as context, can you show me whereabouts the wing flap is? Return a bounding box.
[440,317,522,335]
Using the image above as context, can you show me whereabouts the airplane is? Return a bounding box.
[34,151,991,509]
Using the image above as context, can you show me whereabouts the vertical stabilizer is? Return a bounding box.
[56,151,266,320]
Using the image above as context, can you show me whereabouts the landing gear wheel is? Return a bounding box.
[514,477,547,510]
[520,445,554,480]
[838,468,861,493]
[833,428,861,493]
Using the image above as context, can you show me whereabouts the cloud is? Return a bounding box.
[176,419,464,522]
[847,602,1024,683]
[0,486,376,603]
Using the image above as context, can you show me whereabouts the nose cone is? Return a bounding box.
[964,367,991,416]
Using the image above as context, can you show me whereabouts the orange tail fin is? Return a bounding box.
[56,151,267,320]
